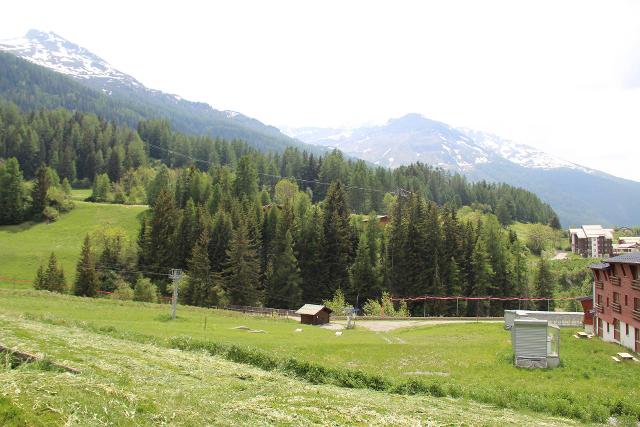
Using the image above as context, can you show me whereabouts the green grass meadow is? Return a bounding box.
[0,195,146,288]
[1,289,639,424]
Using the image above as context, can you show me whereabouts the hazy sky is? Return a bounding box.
[2,0,640,180]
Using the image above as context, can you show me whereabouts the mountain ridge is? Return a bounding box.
[0,29,320,155]
[285,114,640,226]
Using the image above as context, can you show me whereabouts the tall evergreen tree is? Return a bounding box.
[535,256,555,311]
[320,181,351,299]
[234,155,258,199]
[0,157,25,224]
[266,229,302,308]
[223,221,261,306]
[183,230,224,307]
[75,235,98,297]
[144,187,178,292]
[31,163,51,217]
[43,252,66,293]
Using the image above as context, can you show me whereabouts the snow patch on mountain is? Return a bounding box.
[0,30,141,87]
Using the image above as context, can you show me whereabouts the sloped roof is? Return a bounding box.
[605,253,640,265]
[295,304,332,315]
[588,262,610,270]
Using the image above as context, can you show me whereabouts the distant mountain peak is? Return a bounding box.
[0,29,143,89]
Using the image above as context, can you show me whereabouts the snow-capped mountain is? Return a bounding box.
[286,114,640,227]
[0,29,142,91]
[0,30,317,154]
[285,113,591,174]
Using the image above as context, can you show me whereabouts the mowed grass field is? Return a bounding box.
[0,192,146,288]
[0,310,579,426]
[1,289,639,424]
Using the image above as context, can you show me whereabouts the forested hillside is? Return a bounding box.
[0,51,313,154]
[0,100,563,314]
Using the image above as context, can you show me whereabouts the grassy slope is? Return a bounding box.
[509,221,569,252]
[0,195,146,288]
[1,290,639,423]
[0,312,576,426]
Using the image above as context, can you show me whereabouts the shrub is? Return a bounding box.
[111,279,134,300]
[134,278,158,303]
[362,292,409,317]
[42,206,59,222]
[323,288,347,315]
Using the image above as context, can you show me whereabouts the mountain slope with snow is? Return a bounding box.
[0,30,318,155]
[287,114,640,226]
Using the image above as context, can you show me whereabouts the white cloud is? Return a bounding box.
[1,0,639,180]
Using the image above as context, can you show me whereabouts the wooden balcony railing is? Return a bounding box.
[612,302,622,313]
[595,280,604,289]
[633,309,640,322]
[632,279,640,291]
[595,304,604,314]
[611,276,621,286]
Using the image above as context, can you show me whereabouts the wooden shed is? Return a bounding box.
[295,304,332,325]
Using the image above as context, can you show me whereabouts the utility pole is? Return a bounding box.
[170,268,182,320]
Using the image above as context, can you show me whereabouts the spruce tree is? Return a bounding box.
[33,265,46,290]
[184,230,220,306]
[320,181,351,299]
[0,157,25,224]
[535,256,555,311]
[223,221,261,306]
[266,229,302,308]
[75,235,98,297]
[471,234,493,316]
[145,187,178,291]
[348,232,381,306]
[209,210,233,272]
[44,252,66,293]
[31,163,51,218]
[296,205,324,303]
[234,155,258,199]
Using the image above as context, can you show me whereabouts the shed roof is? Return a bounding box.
[605,253,640,265]
[295,304,332,315]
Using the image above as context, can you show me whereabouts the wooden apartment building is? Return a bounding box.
[589,253,640,352]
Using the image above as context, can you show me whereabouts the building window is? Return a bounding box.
[613,292,620,304]
[597,294,603,305]
[625,295,629,306]
[607,323,610,332]
[622,265,628,277]
[627,324,630,335]
[635,298,640,311]
[607,297,610,307]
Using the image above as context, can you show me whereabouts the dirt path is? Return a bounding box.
[333,319,502,332]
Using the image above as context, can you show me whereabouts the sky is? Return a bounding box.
[2,0,640,180]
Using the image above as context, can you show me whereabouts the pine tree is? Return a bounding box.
[320,181,351,299]
[33,265,46,290]
[31,163,51,218]
[535,256,555,311]
[296,205,324,303]
[145,188,178,292]
[44,252,66,293]
[209,210,233,272]
[470,233,493,316]
[184,230,224,306]
[75,235,98,297]
[223,221,261,306]
[266,229,302,308]
[176,198,197,269]
[234,155,258,199]
[0,157,25,224]
[348,232,381,306]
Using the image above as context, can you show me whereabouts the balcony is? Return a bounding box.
[633,309,640,322]
[595,303,604,314]
[611,276,621,286]
[612,302,621,313]
[632,279,640,291]
[595,280,604,289]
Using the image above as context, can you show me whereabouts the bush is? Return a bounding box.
[41,206,59,222]
[134,278,158,303]
[111,279,134,300]
[362,292,409,317]
[323,288,347,315]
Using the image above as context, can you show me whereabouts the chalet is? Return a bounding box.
[569,225,614,258]
[589,253,640,352]
[295,304,332,325]
[361,215,390,226]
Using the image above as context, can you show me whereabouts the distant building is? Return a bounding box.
[361,215,390,226]
[295,304,332,325]
[589,253,640,352]
[569,225,614,258]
